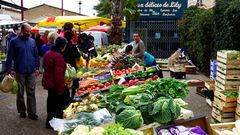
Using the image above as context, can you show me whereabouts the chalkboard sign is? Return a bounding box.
[137,0,188,20]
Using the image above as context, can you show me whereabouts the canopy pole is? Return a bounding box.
[21,0,24,21]
[61,0,64,16]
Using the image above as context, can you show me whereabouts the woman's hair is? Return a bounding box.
[47,32,59,44]
[125,45,133,53]
[51,37,68,53]
[63,22,74,31]
[78,33,88,45]
[64,31,74,42]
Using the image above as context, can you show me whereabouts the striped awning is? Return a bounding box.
[0,20,25,29]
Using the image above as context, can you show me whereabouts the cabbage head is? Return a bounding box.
[115,106,143,129]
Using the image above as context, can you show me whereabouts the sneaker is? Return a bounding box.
[28,113,38,120]
[19,113,26,118]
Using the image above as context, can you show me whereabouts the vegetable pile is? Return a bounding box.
[100,78,188,125]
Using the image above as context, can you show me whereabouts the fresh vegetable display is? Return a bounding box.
[103,123,143,135]
[70,125,105,135]
[63,102,79,119]
[100,85,127,112]
[223,91,239,97]
[115,106,143,129]
[122,75,159,87]
[126,67,157,81]
[76,94,102,113]
[75,82,111,96]
[143,78,189,99]
[100,78,188,125]
[149,97,181,124]
[112,68,139,78]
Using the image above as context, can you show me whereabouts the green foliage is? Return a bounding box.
[179,1,240,74]
[178,7,214,73]
[94,0,139,21]
[103,123,140,135]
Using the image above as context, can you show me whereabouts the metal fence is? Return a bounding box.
[126,20,180,58]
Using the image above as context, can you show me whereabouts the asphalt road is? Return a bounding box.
[0,71,212,135]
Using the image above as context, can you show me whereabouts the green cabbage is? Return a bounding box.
[115,106,143,129]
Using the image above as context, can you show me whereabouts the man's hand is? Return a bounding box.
[35,70,40,77]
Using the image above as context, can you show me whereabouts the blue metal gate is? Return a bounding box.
[126,20,180,58]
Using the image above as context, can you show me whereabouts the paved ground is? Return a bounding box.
[0,71,212,135]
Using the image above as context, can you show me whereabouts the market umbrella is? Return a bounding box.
[85,25,110,33]
[37,16,111,31]
[31,26,39,33]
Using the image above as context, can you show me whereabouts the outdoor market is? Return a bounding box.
[0,0,240,135]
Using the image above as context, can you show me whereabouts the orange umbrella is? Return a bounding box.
[85,25,110,33]
[31,26,39,33]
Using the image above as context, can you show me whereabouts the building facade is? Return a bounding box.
[24,4,83,23]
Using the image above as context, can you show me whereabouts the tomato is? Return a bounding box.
[91,85,96,89]
[87,88,91,92]
[139,81,145,84]
[98,83,104,88]
[105,82,111,87]
[95,87,100,90]
[81,88,86,91]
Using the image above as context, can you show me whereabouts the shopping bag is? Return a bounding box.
[11,79,19,94]
[65,64,77,89]
[0,75,15,93]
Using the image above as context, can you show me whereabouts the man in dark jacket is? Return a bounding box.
[6,23,40,120]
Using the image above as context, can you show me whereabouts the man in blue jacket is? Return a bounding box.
[6,23,40,120]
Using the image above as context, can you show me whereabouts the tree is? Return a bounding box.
[94,0,139,44]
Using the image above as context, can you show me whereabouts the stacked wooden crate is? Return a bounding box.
[212,51,240,123]
[156,58,169,71]
[236,87,240,120]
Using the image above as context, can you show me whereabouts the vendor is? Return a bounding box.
[132,32,145,59]
[125,45,157,67]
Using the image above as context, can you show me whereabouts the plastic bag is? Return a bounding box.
[76,56,86,69]
[0,75,15,93]
[11,79,19,94]
[65,64,77,89]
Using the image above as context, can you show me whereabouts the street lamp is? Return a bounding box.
[79,1,82,14]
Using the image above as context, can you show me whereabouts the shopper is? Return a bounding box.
[6,25,21,51]
[132,32,145,59]
[41,32,59,56]
[42,37,67,129]
[63,31,81,70]
[41,30,49,44]
[32,33,44,73]
[6,23,39,120]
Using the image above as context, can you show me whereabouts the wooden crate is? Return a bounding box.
[216,81,239,91]
[217,56,240,65]
[213,102,236,113]
[211,122,235,135]
[218,67,240,75]
[214,97,237,108]
[236,107,240,116]
[236,114,240,120]
[217,51,240,59]
[214,90,238,102]
[212,107,235,117]
[217,71,240,80]
[205,80,215,90]
[217,62,240,70]
[216,76,240,86]
[238,98,240,105]
[212,111,235,123]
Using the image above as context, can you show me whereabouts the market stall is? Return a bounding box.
[44,45,215,135]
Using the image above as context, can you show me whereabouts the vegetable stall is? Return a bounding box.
[49,45,212,135]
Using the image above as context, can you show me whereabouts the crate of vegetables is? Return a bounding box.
[216,76,240,86]
[217,50,240,60]
[215,81,239,91]
[214,91,238,102]
[212,111,235,123]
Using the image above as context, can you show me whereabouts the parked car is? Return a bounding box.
[82,31,109,49]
